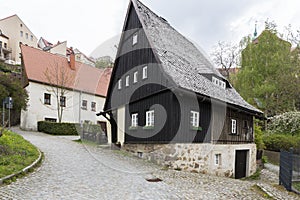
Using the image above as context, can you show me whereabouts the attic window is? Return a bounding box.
[125,75,130,87]
[118,79,122,90]
[133,71,138,83]
[142,66,148,79]
[212,76,226,89]
[132,33,138,45]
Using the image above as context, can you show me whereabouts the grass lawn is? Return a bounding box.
[0,129,40,178]
[293,182,300,192]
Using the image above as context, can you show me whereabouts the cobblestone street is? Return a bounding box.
[0,128,299,199]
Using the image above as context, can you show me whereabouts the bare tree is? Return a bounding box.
[211,41,241,80]
[44,60,75,123]
[284,24,300,47]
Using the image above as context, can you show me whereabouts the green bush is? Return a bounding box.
[37,121,103,135]
[254,123,265,150]
[37,121,79,135]
[263,134,300,152]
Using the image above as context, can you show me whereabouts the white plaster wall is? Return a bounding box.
[49,41,67,56]
[117,106,125,144]
[20,82,107,131]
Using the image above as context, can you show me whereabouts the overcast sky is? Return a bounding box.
[1,0,300,58]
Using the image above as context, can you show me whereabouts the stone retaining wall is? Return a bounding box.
[123,143,257,177]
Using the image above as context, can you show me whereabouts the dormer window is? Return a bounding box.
[212,76,226,89]
[132,33,138,45]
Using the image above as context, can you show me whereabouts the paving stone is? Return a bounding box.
[0,127,298,199]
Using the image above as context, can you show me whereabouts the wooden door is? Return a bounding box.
[235,150,248,179]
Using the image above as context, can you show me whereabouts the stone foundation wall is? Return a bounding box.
[123,143,257,177]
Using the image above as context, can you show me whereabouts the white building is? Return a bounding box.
[0,15,37,65]
[20,44,112,133]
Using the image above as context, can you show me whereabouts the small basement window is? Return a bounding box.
[215,154,221,165]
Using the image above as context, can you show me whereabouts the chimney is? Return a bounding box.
[69,47,75,70]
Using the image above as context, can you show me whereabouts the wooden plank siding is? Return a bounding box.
[125,90,212,144]
[213,107,254,144]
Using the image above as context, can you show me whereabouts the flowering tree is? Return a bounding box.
[268,112,300,136]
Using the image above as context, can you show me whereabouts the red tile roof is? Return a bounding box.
[21,44,111,97]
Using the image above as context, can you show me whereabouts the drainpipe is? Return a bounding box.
[79,91,82,123]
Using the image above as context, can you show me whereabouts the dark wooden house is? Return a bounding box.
[101,0,263,178]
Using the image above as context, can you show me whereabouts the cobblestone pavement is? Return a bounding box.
[0,128,299,199]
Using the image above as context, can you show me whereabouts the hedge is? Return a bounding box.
[263,134,300,152]
[37,121,78,135]
[37,121,103,136]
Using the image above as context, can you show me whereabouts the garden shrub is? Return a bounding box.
[263,134,300,152]
[37,121,78,135]
[268,111,300,136]
[254,123,265,150]
[38,121,103,136]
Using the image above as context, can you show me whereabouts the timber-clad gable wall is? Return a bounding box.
[105,1,255,145]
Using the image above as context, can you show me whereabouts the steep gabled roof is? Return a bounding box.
[132,0,262,115]
[21,45,111,97]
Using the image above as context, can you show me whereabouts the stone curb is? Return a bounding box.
[256,183,275,199]
[0,148,43,185]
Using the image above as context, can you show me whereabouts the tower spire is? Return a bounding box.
[254,21,257,38]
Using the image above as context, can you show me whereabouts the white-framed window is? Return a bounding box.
[215,154,221,165]
[142,66,148,79]
[44,93,51,105]
[212,76,226,89]
[125,75,130,87]
[30,35,33,41]
[190,110,199,127]
[133,71,138,83]
[231,119,237,134]
[20,31,23,37]
[25,33,28,39]
[91,102,96,112]
[118,79,122,90]
[60,96,66,107]
[82,100,87,110]
[131,113,138,127]
[132,33,138,45]
[146,110,154,126]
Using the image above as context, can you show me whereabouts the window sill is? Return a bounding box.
[143,126,154,130]
[191,126,202,131]
[229,133,239,136]
[129,126,138,130]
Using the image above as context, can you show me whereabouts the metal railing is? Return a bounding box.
[279,148,300,194]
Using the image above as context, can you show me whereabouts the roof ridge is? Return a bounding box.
[0,14,17,21]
